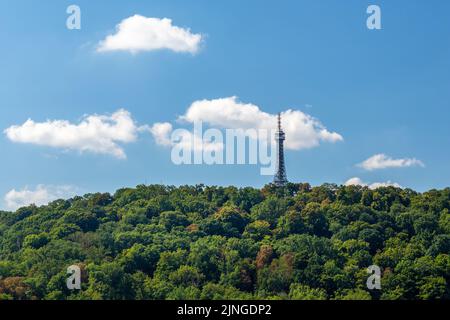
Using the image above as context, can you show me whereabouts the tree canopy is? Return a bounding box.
[0,183,449,300]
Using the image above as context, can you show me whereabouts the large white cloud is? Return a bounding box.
[97,15,202,54]
[344,177,402,189]
[153,96,343,151]
[358,154,424,171]
[4,109,139,159]
[4,185,78,211]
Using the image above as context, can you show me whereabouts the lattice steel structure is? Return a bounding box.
[273,113,288,187]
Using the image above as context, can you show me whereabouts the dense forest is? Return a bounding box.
[0,183,449,300]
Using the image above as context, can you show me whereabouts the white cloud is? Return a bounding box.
[344,177,402,189]
[358,153,425,171]
[4,185,78,211]
[154,96,343,150]
[150,122,173,147]
[368,181,403,189]
[97,15,202,54]
[4,109,140,159]
[345,177,366,187]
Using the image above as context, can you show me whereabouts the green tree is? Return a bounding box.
[289,284,327,300]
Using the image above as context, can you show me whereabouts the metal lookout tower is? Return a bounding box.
[273,113,288,186]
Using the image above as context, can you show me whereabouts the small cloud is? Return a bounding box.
[358,154,425,171]
[150,122,174,147]
[97,15,203,54]
[344,177,402,189]
[344,177,366,187]
[4,109,140,159]
[4,185,78,211]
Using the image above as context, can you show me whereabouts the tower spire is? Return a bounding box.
[273,113,288,187]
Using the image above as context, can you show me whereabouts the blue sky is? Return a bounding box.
[1,0,449,210]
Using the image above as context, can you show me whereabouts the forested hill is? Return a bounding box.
[0,183,449,300]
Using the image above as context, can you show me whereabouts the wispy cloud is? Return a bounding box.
[4,185,78,211]
[358,154,425,171]
[97,15,203,54]
[4,109,141,159]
